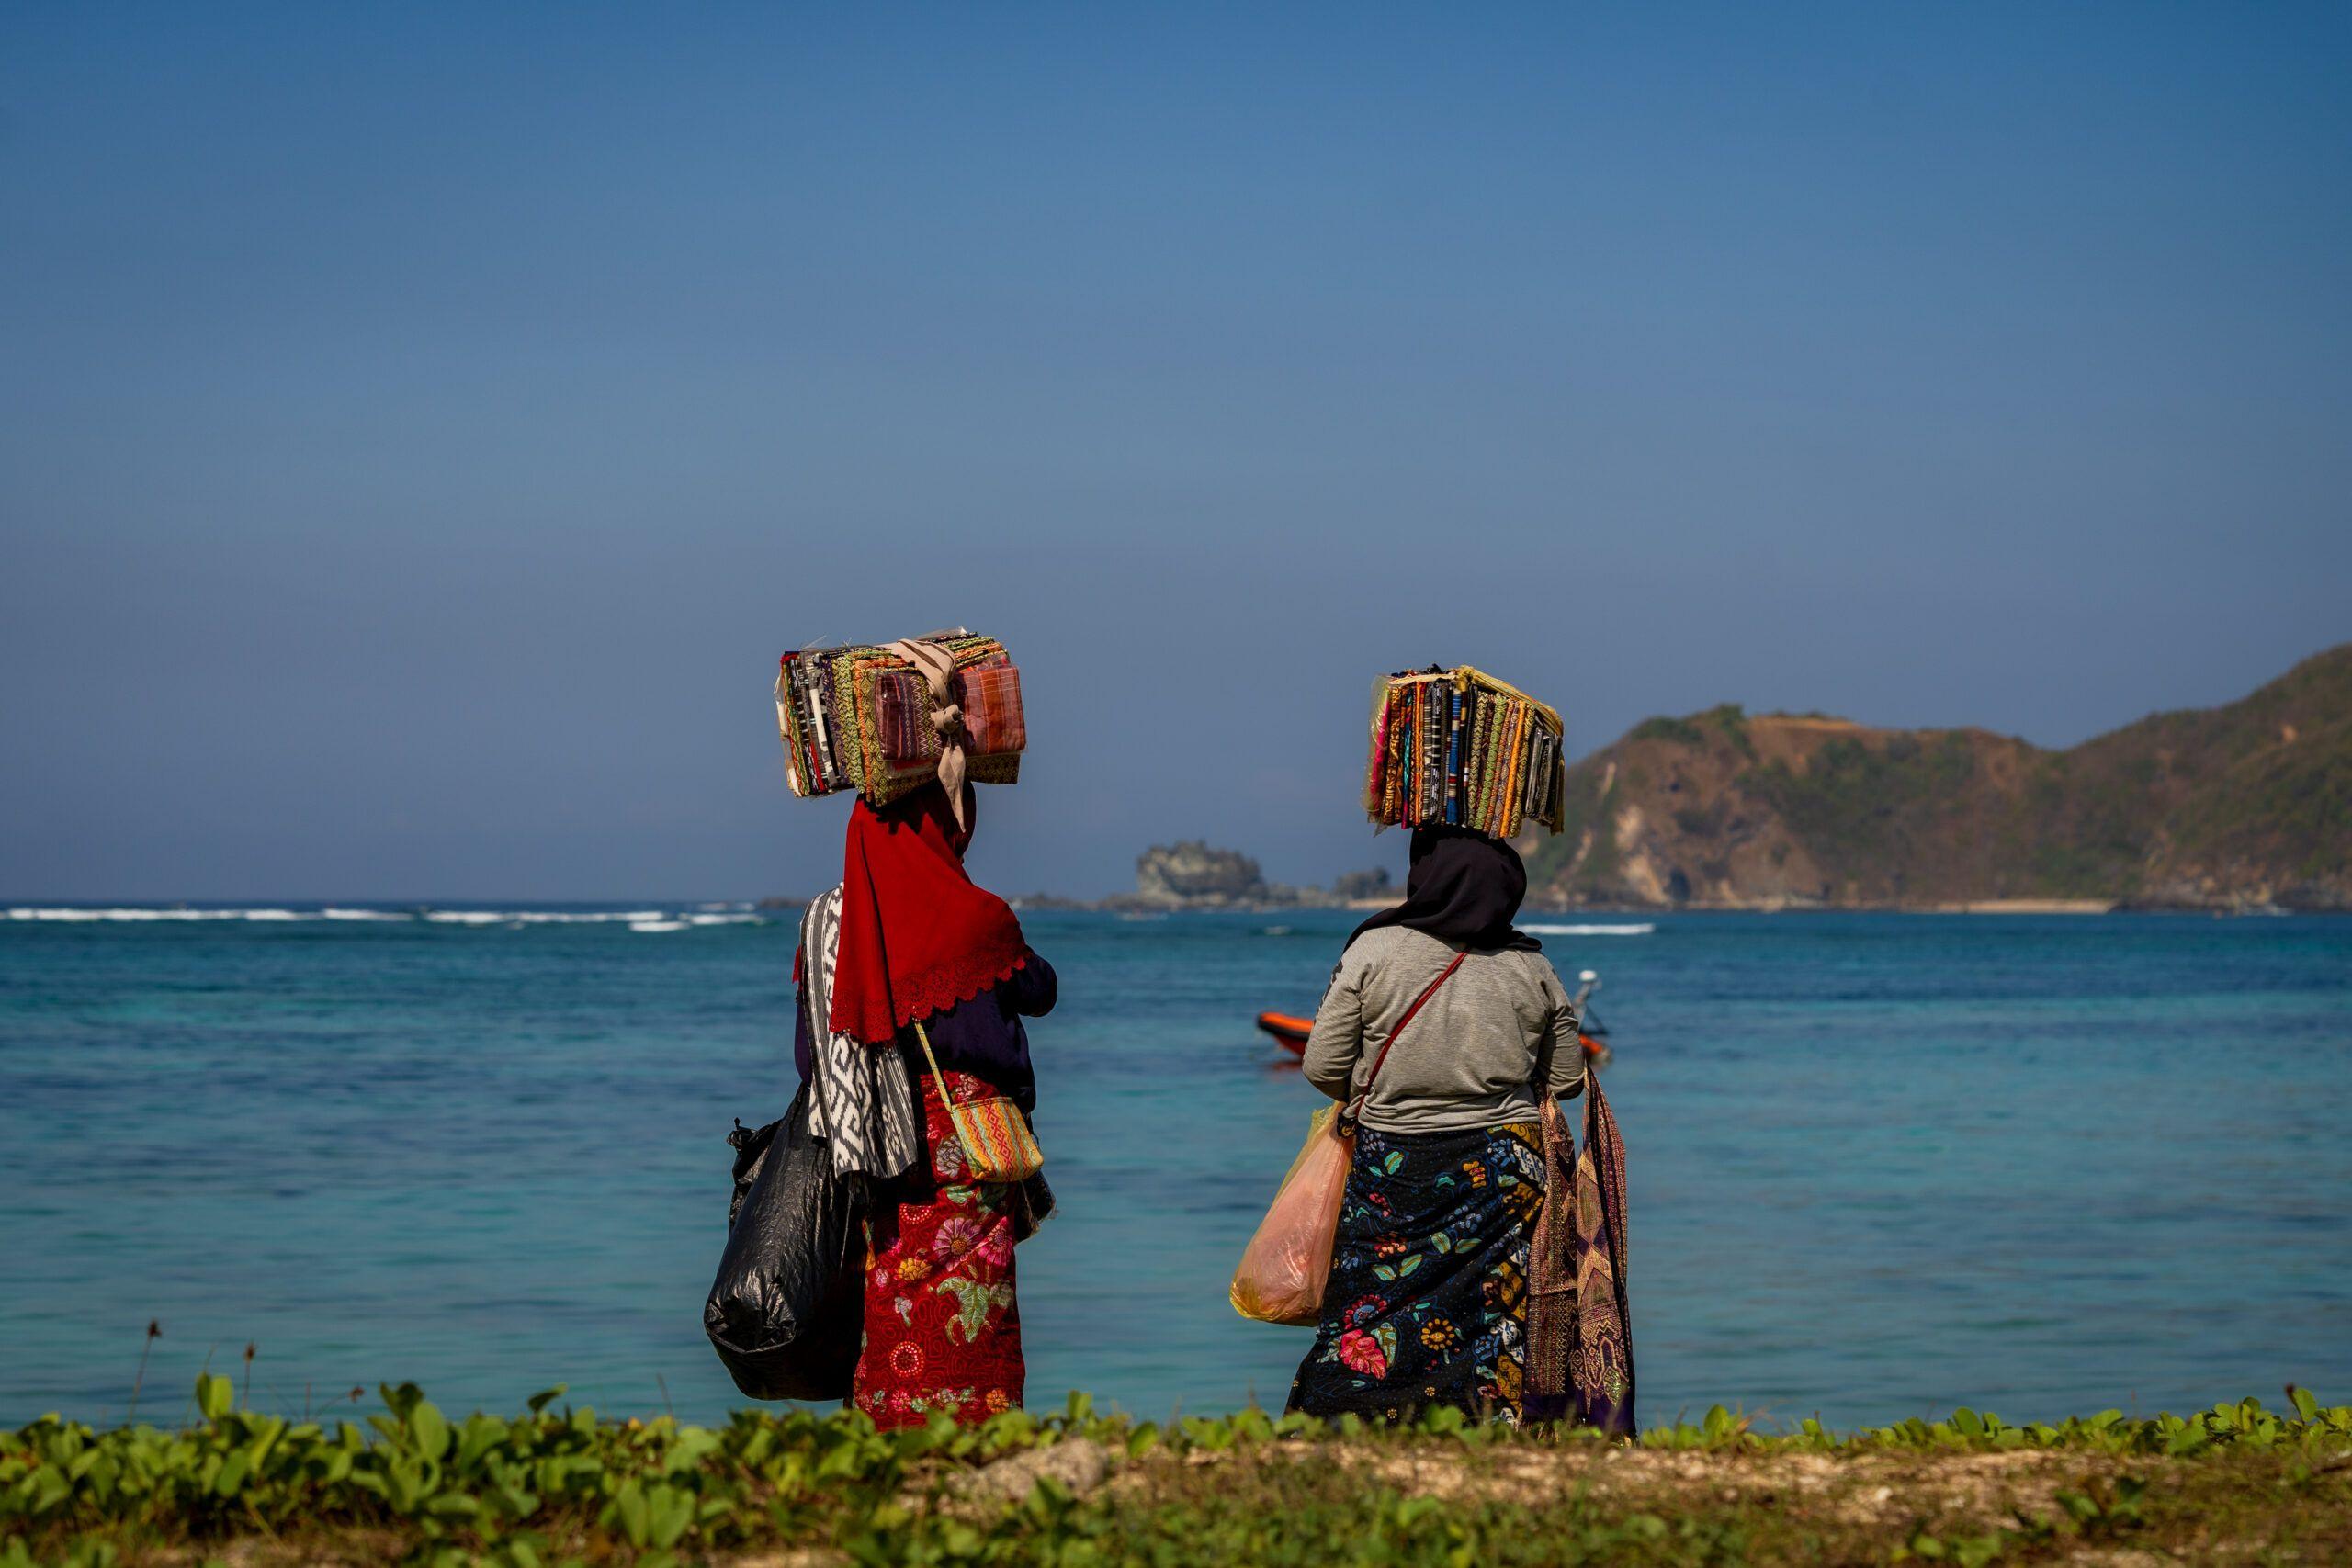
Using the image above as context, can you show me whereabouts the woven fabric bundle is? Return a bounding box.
[776,633,1025,806]
[1363,665,1565,838]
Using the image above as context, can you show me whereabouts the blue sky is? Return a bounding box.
[3,3,2346,899]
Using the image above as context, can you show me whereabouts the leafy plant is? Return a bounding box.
[2,1380,2347,1565]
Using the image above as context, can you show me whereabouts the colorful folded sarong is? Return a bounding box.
[776,633,1026,805]
[1363,666,1565,838]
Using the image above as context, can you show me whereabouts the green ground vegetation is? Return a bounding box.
[6,1380,2350,1566]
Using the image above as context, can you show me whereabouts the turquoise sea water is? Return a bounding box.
[2,906,2346,1430]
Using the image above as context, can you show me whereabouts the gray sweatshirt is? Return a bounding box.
[1302,925,1584,1134]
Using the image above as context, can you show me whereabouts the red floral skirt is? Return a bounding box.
[852,1068,1024,1429]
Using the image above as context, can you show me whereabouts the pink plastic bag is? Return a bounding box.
[1229,1106,1355,1325]
[1231,953,1464,1328]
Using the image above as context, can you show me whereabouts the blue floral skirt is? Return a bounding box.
[1287,1120,1544,1426]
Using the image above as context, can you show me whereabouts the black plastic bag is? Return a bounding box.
[704,1086,864,1401]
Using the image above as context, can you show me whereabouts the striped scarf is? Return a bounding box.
[799,887,921,1184]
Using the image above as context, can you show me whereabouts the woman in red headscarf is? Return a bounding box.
[791,780,1056,1429]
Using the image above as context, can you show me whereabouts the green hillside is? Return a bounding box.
[1525,644,2352,910]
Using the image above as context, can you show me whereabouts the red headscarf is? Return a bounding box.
[829,783,1029,1045]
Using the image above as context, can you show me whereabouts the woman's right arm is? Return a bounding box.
[1541,969,1586,1100]
[1300,950,1365,1103]
[792,946,815,1086]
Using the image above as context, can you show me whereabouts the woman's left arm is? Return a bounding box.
[791,949,816,1088]
[1300,952,1366,1103]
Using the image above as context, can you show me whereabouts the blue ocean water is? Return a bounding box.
[2,905,2346,1431]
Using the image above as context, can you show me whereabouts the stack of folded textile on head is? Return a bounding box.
[775,630,1025,805]
[1363,666,1566,838]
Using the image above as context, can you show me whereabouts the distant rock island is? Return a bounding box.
[1522,642,2351,912]
[1006,845,1392,913]
[1134,840,1266,906]
[1126,841,1390,910]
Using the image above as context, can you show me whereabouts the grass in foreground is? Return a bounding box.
[4,1379,2349,1566]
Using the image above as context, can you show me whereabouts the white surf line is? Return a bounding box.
[8,907,309,921]
[6,905,754,930]
[422,910,667,925]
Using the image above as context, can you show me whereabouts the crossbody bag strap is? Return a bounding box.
[1341,950,1467,1132]
[912,1018,982,1149]
[911,1019,957,1108]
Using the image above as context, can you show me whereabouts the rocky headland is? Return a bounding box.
[1522,642,2351,912]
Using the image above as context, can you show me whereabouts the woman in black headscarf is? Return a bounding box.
[1288,826,1587,1426]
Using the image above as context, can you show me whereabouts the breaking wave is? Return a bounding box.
[7,906,769,931]
[422,910,667,926]
[7,908,311,922]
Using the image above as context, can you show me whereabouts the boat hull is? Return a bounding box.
[1255,1011,1313,1055]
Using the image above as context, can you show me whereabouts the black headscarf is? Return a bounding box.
[1348,825,1541,953]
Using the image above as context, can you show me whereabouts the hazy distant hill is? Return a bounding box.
[1522,644,2352,911]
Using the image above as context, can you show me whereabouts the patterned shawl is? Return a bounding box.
[1526,1069,1635,1433]
[798,887,921,1184]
